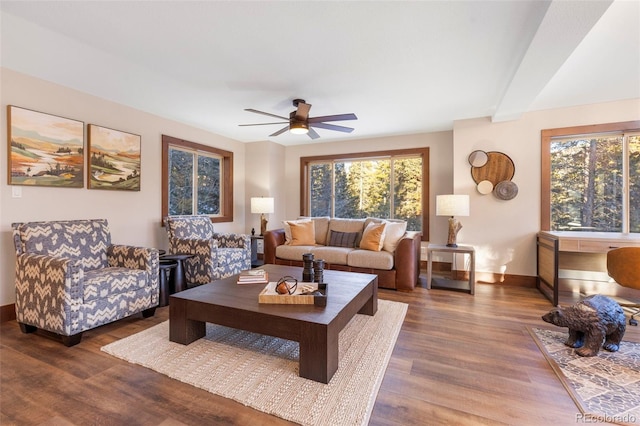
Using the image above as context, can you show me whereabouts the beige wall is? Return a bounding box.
[2,66,638,306]
[1,69,248,305]
[452,98,640,280]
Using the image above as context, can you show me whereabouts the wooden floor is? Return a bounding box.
[1,276,638,426]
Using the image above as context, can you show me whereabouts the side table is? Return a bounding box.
[159,253,193,293]
[251,235,264,268]
[158,259,178,307]
[426,244,475,294]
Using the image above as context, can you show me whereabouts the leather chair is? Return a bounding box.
[164,215,251,286]
[607,247,640,326]
[12,219,159,346]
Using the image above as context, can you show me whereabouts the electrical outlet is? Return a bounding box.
[257,239,264,254]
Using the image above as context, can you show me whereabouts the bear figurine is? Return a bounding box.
[541,294,626,357]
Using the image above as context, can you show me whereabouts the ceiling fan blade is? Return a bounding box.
[269,125,290,137]
[244,108,288,120]
[307,127,320,140]
[239,121,288,127]
[309,122,354,133]
[295,102,311,121]
[308,113,357,123]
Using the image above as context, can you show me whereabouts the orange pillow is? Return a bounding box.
[289,220,316,246]
[359,222,386,251]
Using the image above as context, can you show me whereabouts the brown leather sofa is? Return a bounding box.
[263,217,421,291]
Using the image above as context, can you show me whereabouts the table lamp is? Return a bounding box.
[436,194,469,247]
[251,197,274,236]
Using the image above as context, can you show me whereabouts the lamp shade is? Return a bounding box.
[251,197,274,214]
[436,194,469,217]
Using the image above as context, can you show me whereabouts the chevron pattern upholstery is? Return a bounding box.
[12,219,159,346]
[165,215,251,286]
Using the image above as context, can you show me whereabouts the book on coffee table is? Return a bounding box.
[237,269,268,284]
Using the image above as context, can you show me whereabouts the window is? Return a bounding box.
[162,135,234,223]
[300,148,429,240]
[541,121,640,233]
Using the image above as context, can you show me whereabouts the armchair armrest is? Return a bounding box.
[264,229,286,264]
[168,237,218,268]
[108,245,160,286]
[394,231,421,291]
[14,252,83,335]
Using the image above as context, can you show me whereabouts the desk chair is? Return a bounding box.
[607,247,640,326]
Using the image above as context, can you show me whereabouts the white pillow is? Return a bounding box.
[382,220,407,252]
[283,219,312,245]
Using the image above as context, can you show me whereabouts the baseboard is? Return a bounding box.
[1,304,16,323]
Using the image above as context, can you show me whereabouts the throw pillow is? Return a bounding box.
[328,230,359,248]
[359,222,387,251]
[382,221,407,252]
[283,219,312,245]
[289,220,316,246]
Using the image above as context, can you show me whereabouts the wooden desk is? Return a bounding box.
[537,231,640,306]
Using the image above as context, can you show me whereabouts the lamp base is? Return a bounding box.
[447,217,462,247]
[260,214,268,236]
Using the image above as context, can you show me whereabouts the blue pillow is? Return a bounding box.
[328,230,359,248]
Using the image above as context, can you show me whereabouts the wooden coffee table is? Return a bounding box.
[169,264,378,383]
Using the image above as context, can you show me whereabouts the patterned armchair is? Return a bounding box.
[165,215,251,286]
[12,219,159,346]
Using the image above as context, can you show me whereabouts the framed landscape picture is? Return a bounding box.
[88,124,141,191]
[7,105,84,187]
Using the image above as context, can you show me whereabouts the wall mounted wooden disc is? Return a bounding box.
[470,151,515,185]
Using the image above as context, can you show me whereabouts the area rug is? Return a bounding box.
[529,327,640,424]
[102,299,407,426]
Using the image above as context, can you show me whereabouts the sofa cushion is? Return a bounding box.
[359,222,386,251]
[311,246,354,265]
[347,249,394,270]
[276,244,315,261]
[300,216,331,245]
[382,221,408,252]
[328,218,366,246]
[328,230,359,248]
[289,220,316,245]
[84,267,148,302]
[283,219,312,244]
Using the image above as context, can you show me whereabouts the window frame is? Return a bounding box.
[162,135,234,223]
[300,147,429,241]
[540,120,640,232]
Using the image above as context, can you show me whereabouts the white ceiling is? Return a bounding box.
[1,1,638,146]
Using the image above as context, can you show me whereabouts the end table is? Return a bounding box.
[426,244,475,294]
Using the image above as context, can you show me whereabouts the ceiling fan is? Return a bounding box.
[239,99,357,139]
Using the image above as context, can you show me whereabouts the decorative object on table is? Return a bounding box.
[436,194,469,247]
[251,196,274,236]
[275,276,298,294]
[469,150,518,200]
[8,105,84,188]
[606,246,640,326]
[251,227,255,236]
[541,294,626,357]
[302,252,314,282]
[12,219,159,346]
[494,180,518,200]
[313,259,325,283]
[237,269,269,285]
[259,281,327,306]
[164,215,251,286]
[87,124,141,191]
[529,326,640,421]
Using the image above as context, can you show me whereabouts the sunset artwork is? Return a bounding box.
[88,125,141,191]
[8,106,84,187]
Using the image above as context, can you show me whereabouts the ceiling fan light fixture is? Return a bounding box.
[290,121,309,135]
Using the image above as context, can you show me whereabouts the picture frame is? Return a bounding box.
[88,124,141,191]
[7,105,85,188]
